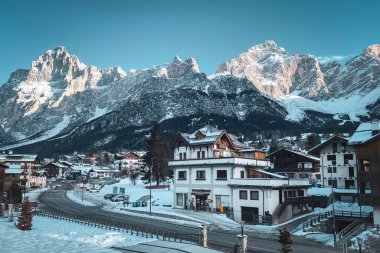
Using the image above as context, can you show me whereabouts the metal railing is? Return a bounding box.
[33,210,201,245]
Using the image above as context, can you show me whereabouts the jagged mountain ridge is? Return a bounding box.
[1,41,376,153]
[214,40,380,101]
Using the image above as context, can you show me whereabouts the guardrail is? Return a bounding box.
[33,210,200,244]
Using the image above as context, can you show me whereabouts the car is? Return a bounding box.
[104,193,117,200]
[89,188,99,193]
[110,195,125,202]
[60,179,66,183]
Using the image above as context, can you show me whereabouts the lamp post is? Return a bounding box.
[144,164,152,216]
[330,166,336,246]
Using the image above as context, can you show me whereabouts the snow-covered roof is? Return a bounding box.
[309,135,348,154]
[180,125,224,145]
[267,148,320,162]
[4,154,38,162]
[349,122,380,145]
[5,164,22,174]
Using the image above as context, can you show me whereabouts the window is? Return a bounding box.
[179,153,182,160]
[216,170,227,180]
[183,153,186,160]
[327,167,336,173]
[349,167,355,177]
[239,190,248,200]
[178,171,187,180]
[196,170,206,180]
[298,190,304,197]
[345,180,355,189]
[342,143,347,153]
[240,171,244,178]
[328,179,337,187]
[250,191,259,200]
[332,142,338,153]
[360,160,370,172]
[327,155,336,161]
[176,193,184,206]
[202,151,206,159]
[344,154,353,164]
[197,151,201,159]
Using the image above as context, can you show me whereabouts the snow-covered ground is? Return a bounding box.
[68,178,361,234]
[349,228,380,252]
[25,188,50,202]
[281,86,380,122]
[0,215,155,253]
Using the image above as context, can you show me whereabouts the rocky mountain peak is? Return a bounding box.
[364,44,380,58]
[247,40,286,54]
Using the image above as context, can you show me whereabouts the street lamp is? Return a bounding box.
[144,165,152,216]
[330,167,336,246]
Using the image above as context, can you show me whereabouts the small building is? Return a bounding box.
[114,151,142,174]
[309,135,357,190]
[43,162,69,178]
[229,169,310,224]
[266,148,320,180]
[88,167,121,179]
[4,164,22,191]
[349,121,380,225]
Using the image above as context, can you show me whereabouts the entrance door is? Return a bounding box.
[241,207,259,223]
[184,194,188,210]
[196,195,208,210]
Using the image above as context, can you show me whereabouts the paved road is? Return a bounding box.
[38,186,342,253]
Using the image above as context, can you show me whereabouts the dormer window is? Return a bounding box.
[195,131,205,140]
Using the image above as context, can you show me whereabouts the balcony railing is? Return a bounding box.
[229,178,310,187]
[169,157,270,167]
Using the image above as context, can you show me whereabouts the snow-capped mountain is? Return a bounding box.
[214,40,380,121]
[1,41,378,154]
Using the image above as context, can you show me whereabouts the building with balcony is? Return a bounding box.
[349,121,380,225]
[309,135,357,191]
[267,148,320,180]
[114,151,143,174]
[169,126,310,224]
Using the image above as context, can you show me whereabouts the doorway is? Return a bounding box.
[241,206,259,223]
[196,195,208,210]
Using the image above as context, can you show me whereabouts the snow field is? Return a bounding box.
[0,215,155,253]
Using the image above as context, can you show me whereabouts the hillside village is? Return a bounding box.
[1,120,380,252]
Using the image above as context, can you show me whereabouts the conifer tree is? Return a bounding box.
[17,198,33,231]
[143,123,170,186]
[279,229,293,253]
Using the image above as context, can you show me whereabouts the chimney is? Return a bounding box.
[371,120,380,135]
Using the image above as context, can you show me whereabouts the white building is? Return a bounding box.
[114,151,143,174]
[169,126,310,224]
[309,135,357,189]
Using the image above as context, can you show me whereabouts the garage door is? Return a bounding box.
[241,206,258,223]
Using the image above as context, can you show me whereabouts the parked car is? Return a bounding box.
[110,195,125,202]
[89,188,99,193]
[104,194,117,200]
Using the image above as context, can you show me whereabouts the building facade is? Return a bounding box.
[349,121,380,225]
[309,135,357,189]
[169,126,310,224]
[267,148,320,180]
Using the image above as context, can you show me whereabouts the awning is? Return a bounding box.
[191,189,211,196]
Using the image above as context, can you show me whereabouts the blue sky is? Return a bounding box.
[0,0,379,83]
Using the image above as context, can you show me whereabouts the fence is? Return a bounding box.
[302,210,334,231]
[33,210,201,245]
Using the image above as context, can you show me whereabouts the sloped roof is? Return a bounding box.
[5,154,38,162]
[267,147,319,162]
[255,169,287,179]
[309,135,348,155]
[5,164,22,174]
[349,122,380,145]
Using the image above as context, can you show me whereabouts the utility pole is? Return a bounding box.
[331,167,336,246]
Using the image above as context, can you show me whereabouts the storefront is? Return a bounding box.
[191,189,210,210]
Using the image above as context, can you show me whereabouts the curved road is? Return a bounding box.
[38,186,341,253]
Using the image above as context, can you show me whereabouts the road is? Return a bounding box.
[38,185,342,253]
